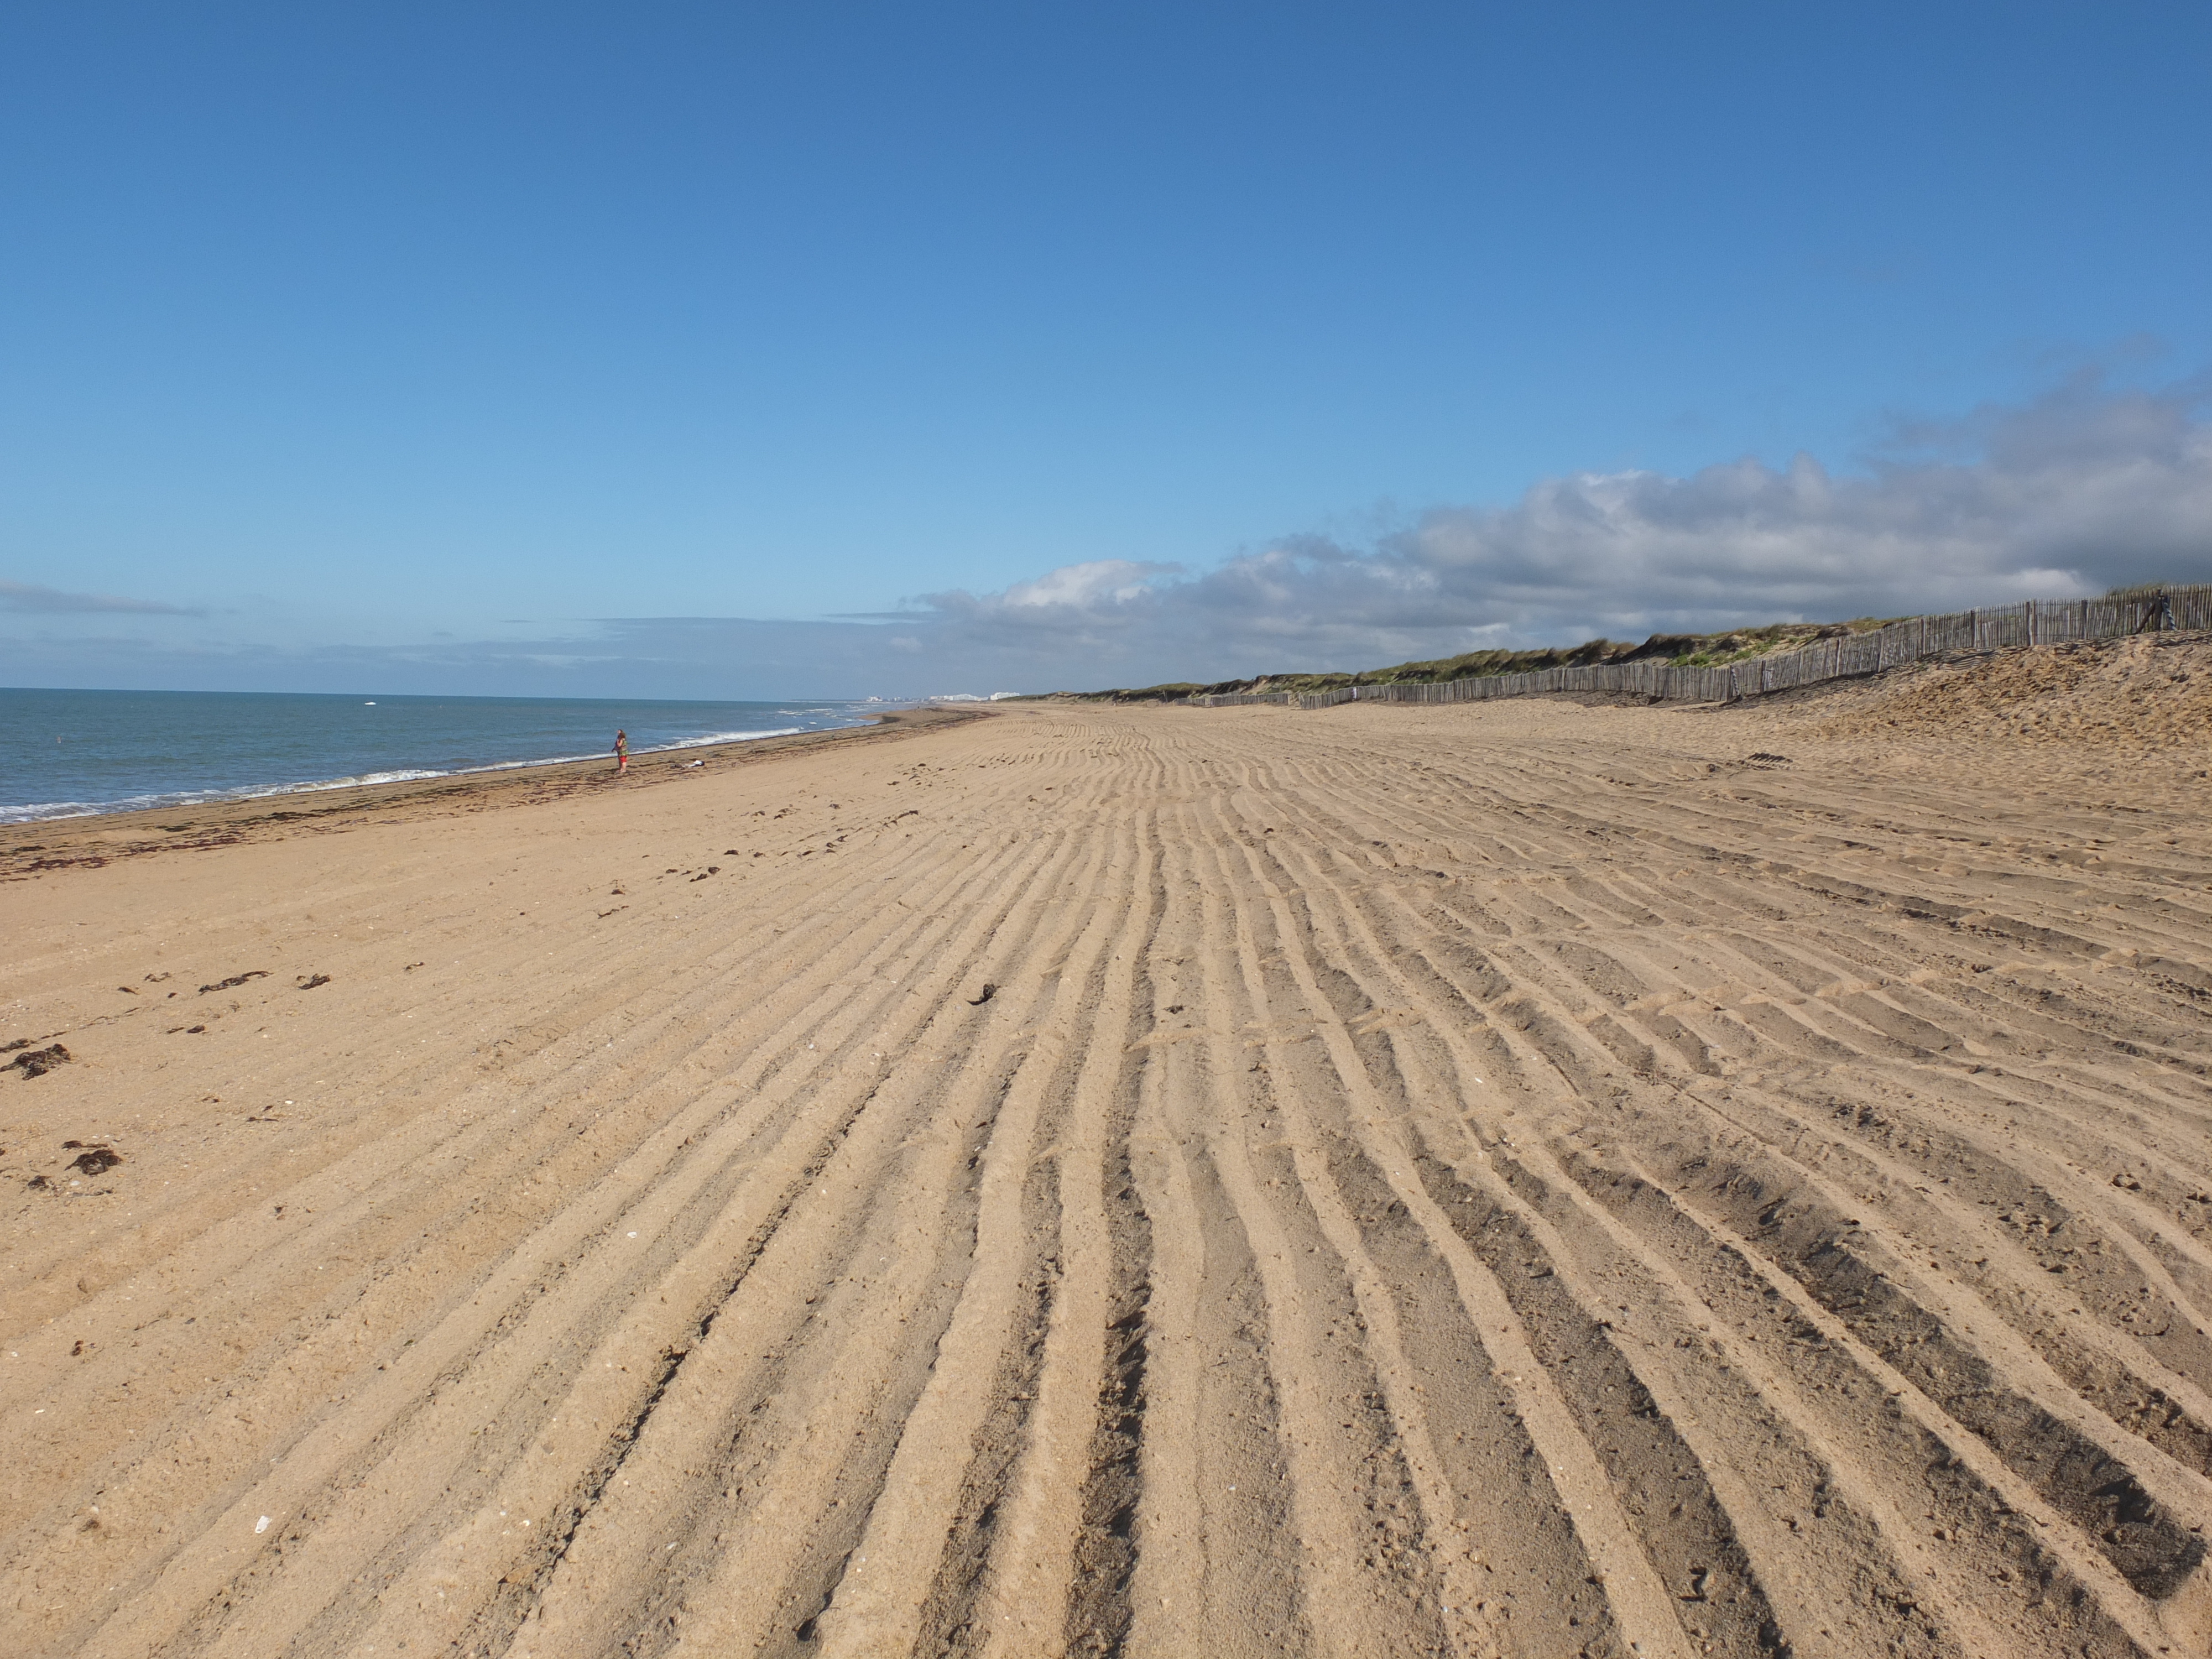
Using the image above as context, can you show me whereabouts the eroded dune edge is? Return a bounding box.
[10,681,2212,1658]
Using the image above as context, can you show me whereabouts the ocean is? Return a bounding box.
[0,687,875,825]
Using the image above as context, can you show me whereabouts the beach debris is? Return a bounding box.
[10,1044,71,1078]
[296,974,332,991]
[117,984,138,995]
[724,849,739,855]
[967,983,998,1006]
[404,961,425,971]
[1747,752,1792,765]
[255,1516,270,1535]
[198,971,269,995]
[2,1037,28,1053]
[69,1146,122,1176]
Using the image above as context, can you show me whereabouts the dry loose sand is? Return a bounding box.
[11,661,2212,1658]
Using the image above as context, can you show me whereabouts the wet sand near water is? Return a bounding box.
[10,674,2212,1658]
[1,706,979,879]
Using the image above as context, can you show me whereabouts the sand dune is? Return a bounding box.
[9,685,2212,1657]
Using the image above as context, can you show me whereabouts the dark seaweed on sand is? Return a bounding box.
[199,970,270,994]
[9,1044,70,1078]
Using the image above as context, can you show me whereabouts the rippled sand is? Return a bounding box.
[9,677,2212,1658]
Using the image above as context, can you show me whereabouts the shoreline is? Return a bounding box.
[1,704,986,881]
[0,718,870,831]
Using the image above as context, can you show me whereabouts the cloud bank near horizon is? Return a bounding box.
[0,579,202,617]
[8,375,2211,698]
[905,372,2212,686]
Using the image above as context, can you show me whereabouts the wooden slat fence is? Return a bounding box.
[1180,587,2212,712]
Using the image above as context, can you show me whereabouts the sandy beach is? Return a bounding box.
[13,641,2212,1658]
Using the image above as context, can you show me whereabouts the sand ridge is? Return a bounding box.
[8,687,2212,1656]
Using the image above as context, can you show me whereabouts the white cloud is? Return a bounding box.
[997,559,1176,609]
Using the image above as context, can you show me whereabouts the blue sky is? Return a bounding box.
[4,2,2209,696]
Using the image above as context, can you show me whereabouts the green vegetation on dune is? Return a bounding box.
[1046,617,1900,702]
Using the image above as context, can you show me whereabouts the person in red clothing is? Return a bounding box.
[614,729,629,774]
